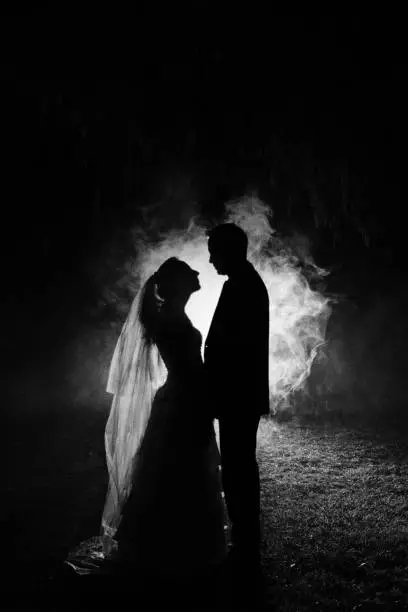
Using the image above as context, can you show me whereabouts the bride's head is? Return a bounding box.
[155,257,200,304]
[140,257,200,341]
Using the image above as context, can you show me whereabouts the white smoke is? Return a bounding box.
[126,194,332,413]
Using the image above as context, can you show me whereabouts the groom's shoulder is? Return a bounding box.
[247,265,269,309]
[247,262,267,288]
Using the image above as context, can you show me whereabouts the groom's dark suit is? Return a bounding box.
[204,260,269,556]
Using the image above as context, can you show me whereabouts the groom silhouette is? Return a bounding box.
[204,223,270,565]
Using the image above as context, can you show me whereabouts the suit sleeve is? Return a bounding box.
[204,277,270,415]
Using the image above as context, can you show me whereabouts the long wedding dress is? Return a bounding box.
[114,310,227,572]
[66,300,227,577]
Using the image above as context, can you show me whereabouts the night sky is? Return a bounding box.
[2,10,407,345]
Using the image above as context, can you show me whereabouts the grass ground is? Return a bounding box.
[258,418,408,610]
[5,403,408,610]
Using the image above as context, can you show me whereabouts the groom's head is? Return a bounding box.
[207,223,248,276]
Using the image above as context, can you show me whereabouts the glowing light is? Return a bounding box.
[132,195,331,413]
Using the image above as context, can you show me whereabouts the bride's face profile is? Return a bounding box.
[156,259,200,309]
[176,262,201,297]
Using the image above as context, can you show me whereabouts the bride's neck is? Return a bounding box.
[161,299,188,317]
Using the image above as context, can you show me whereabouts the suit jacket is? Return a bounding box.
[204,261,270,418]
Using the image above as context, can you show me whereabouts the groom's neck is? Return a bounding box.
[226,258,249,280]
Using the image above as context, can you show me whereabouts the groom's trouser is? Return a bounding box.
[218,412,261,555]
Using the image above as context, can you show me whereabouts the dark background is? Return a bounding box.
[2,9,408,605]
[2,9,408,422]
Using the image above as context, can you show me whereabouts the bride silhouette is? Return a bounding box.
[66,258,227,581]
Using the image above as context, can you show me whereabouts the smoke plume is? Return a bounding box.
[117,194,332,413]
